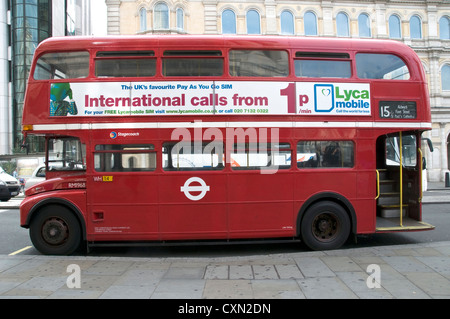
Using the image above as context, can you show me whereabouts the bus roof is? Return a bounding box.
[34,35,416,57]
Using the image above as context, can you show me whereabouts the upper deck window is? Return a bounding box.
[229,50,289,77]
[95,51,156,78]
[295,52,351,78]
[162,50,223,76]
[34,51,89,80]
[356,53,410,80]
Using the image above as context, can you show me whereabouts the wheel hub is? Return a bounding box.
[42,218,69,245]
[312,213,340,241]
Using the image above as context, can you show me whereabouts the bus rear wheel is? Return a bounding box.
[300,201,350,251]
[30,205,81,255]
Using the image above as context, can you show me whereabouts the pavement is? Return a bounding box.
[0,182,449,300]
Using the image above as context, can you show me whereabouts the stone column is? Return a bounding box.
[375,3,387,38]
[264,0,277,35]
[203,0,218,34]
[106,0,121,35]
[441,123,449,180]
[321,1,334,36]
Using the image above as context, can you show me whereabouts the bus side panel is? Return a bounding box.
[86,173,160,241]
[227,171,295,238]
[22,82,49,125]
[354,170,377,234]
[158,173,228,240]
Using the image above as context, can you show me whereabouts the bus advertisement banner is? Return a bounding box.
[49,81,371,117]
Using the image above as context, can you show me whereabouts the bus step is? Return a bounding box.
[377,193,404,205]
[379,180,398,192]
[378,205,407,218]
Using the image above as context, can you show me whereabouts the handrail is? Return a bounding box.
[418,148,423,203]
[375,170,380,200]
[399,132,403,227]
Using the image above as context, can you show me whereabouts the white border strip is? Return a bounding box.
[32,121,432,131]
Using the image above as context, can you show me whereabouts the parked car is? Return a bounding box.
[25,165,46,190]
[0,167,21,201]
[0,180,11,201]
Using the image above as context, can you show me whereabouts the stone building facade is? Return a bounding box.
[105,0,450,182]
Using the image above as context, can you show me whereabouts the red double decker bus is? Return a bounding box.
[20,35,434,255]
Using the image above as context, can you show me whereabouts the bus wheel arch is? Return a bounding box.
[297,193,356,251]
[28,200,85,255]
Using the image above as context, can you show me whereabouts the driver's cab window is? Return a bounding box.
[47,137,86,170]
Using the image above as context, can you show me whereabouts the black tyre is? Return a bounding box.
[300,201,350,251]
[29,205,81,255]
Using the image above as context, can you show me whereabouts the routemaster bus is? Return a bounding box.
[20,35,434,255]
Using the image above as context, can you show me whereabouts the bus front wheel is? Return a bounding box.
[30,205,82,255]
[300,201,350,251]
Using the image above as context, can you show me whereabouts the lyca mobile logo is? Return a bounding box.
[313,83,370,114]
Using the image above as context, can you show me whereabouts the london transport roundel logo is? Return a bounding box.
[110,132,117,139]
[180,177,210,201]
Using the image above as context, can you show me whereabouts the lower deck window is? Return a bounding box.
[163,142,224,170]
[94,144,156,172]
[231,143,291,170]
[297,141,354,168]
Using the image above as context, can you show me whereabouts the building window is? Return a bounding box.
[439,16,450,40]
[139,8,147,32]
[304,11,317,36]
[246,10,261,34]
[442,64,450,91]
[222,9,236,34]
[410,15,422,39]
[176,8,184,31]
[154,2,169,30]
[11,0,52,152]
[336,12,349,37]
[358,13,371,38]
[281,10,294,35]
[389,15,402,39]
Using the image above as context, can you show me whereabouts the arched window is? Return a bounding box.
[154,2,169,30]
[222,9,236,34]
[246,10,261,34]
[176,8,184,31]
[281,10,294,35]
[439,16,450,40]
[389,15,401,39]
[358,13,371,37]
[442,64,450,91]
[304,11,317,36]
[139,8,147,32]
[336,12,349,37]
[410,15,422,39]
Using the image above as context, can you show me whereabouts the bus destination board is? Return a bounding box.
[379,101,417,119]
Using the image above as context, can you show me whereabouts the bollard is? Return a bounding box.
[446,172,450,187]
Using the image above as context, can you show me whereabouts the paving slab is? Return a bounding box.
[1,240,450,299]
